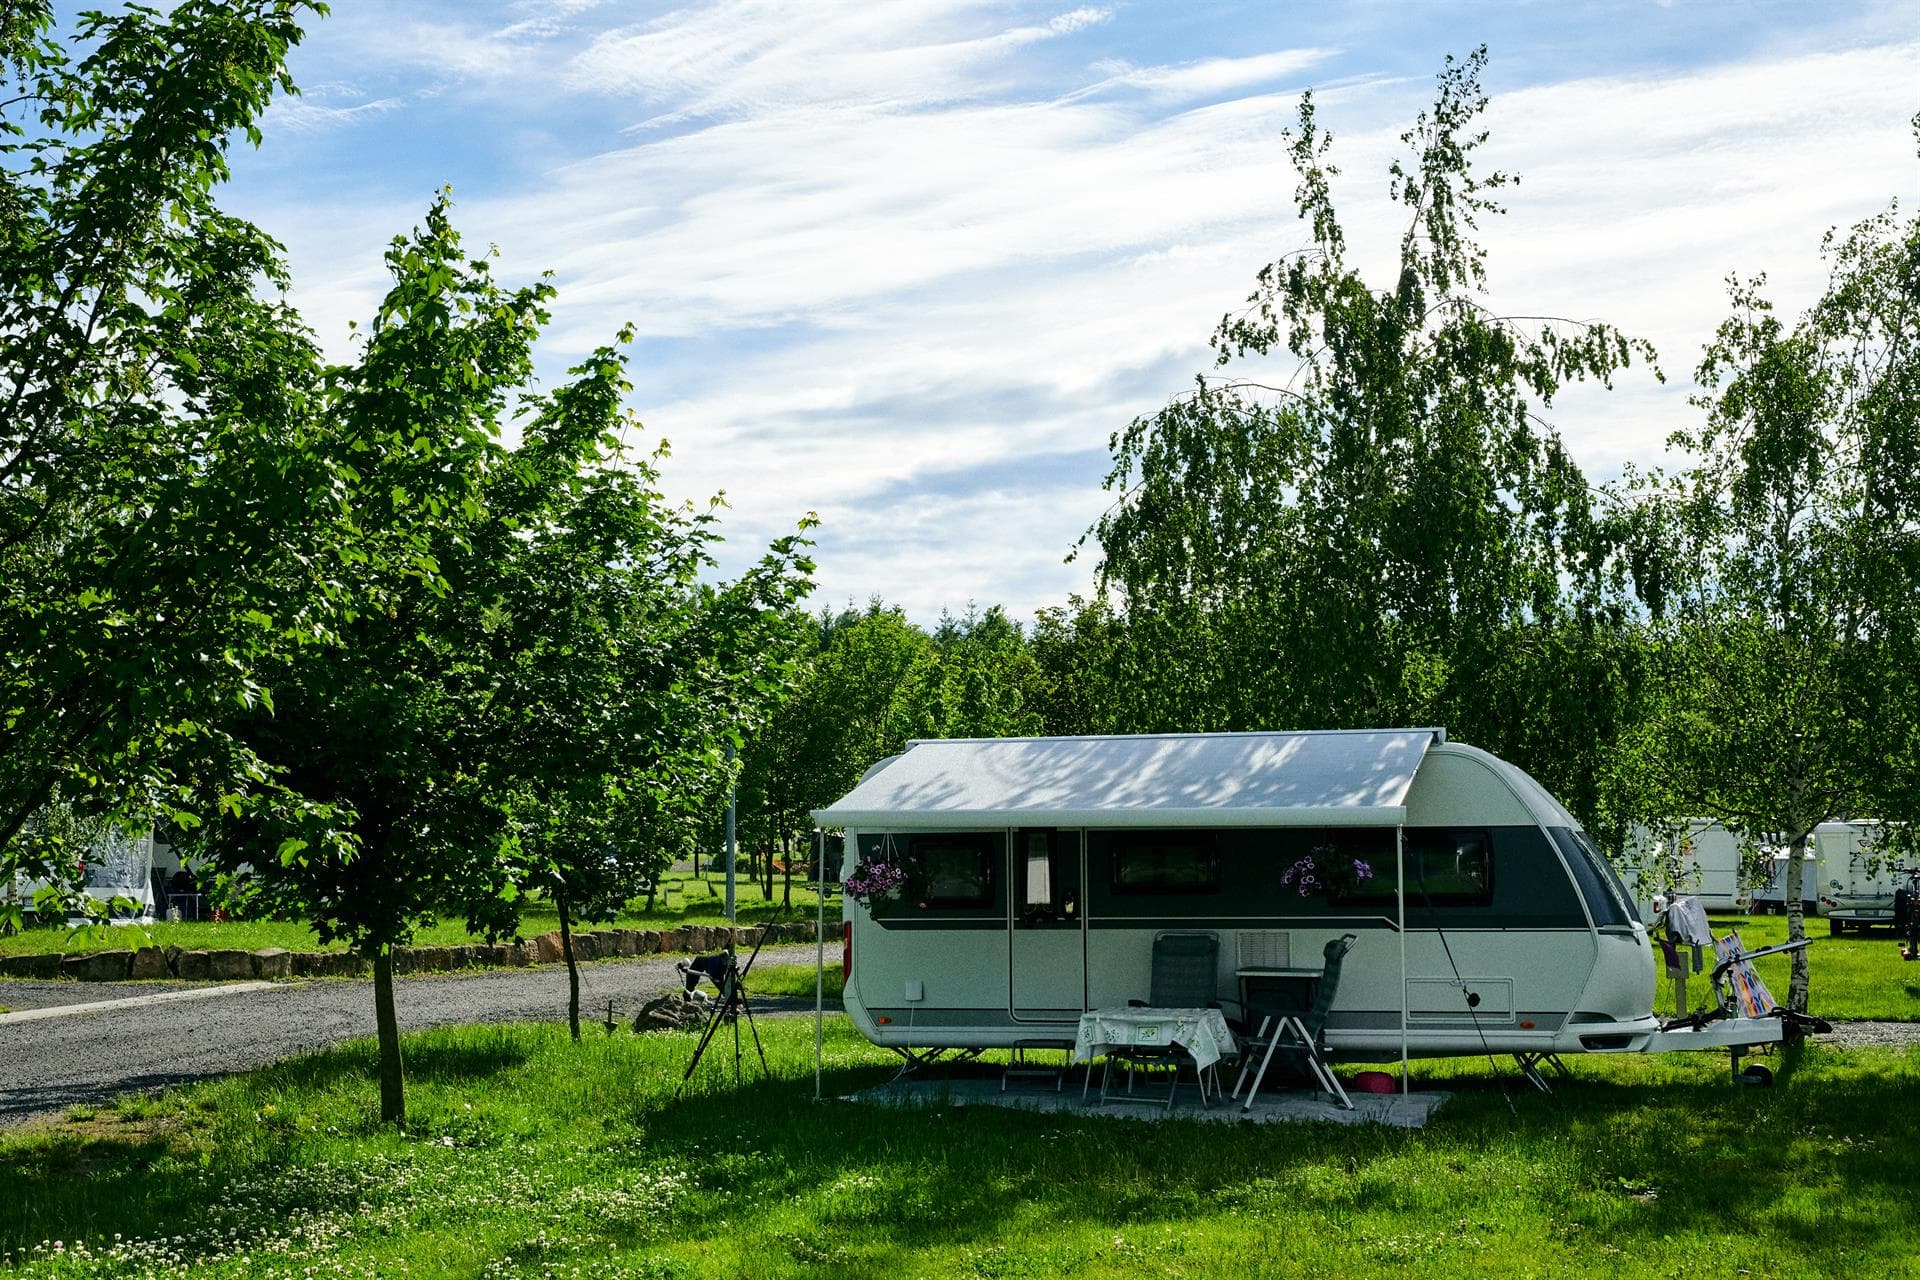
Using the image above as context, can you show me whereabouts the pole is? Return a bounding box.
[814,829,826,1103]
[724,743,739,1081]
[724,744,737,930]
[1398,824,1409,1095]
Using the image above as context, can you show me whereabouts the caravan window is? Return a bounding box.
[1408,830,1493,904]
[914,836,996,908]
[1110,833,1220,895]
[1343,829,1493,906]
[1018,829,1078,920]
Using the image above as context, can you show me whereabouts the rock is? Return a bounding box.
[208,950,253,981]
[639,930,661,954]
[291,952,326,978]
[631,994,710,1033]
[0,953,61,979]
[532,932,564,965]
[131,947,170,980]
[176,950,212,979]
[318,951,358,977]
[656,928,681,953]
[164,945,183,975]
[506,941,532,967]
[615,930,639,958]
[251,948,292,979]
[63,950,132,981]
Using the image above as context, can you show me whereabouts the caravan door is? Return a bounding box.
[1010,829,1086,1020]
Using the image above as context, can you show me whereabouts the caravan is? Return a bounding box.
[1812,821,1903,935]
[5,826,159,926]
[1623,819,1754,919]
[815,729,1675,1066]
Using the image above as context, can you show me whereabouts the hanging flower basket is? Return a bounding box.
[843,858,907,910]
[1280,844,1376,898]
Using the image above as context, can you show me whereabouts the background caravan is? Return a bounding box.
[1622,819,1754,920]
[813,729,1661,1066]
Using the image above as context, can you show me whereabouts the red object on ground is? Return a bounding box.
[1352,1071,1397,1094]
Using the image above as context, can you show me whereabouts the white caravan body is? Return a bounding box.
[1751,844,1823,917]
[814,730,1658,1063]
[1623,820,1753,919]
[6,827,158,924]
[1811,821,1901,932]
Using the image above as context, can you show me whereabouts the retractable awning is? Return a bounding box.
[811,728,1444,831]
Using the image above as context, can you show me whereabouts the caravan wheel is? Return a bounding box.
[1739,1064,1774,1087]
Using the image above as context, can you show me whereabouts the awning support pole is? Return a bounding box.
[815,829,826,1102]
[1398,824,1408,1095]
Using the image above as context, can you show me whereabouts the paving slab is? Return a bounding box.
[849,1075,1448,1128]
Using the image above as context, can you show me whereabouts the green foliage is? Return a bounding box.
[1075,49,1656,827]
[1609,128,1920,1007]
[0,0,342,919]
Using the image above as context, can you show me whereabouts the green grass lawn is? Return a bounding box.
[0,1018,1913,1279]
[0,871,840,960]
[748,963,846,1002]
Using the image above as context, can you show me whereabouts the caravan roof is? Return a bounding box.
[812,728,1447,831]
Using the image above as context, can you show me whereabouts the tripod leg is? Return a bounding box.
[677,983,734,1093]
[739,986,771,1079]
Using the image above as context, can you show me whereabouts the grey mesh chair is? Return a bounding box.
[1097,932,1222,1108]
[1232,933,1356,1111]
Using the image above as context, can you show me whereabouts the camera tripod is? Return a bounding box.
[676,916,781,1093]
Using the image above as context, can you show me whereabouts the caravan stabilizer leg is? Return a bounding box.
[1512,1052,1569,1095]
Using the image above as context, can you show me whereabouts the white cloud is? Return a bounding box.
[266,95,408,134]
[568,0,1111,117]
[1089,49,1335,102]
[236,4,1920,622]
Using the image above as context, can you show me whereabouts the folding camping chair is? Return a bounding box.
[1098,931,1222,1108]
[1712,930,1780,1018]
[1232,934,1356,1111]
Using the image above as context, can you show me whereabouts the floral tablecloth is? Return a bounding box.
[1072,1007,1237,1071]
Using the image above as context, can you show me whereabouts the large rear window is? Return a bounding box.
[1110,832,1220,894]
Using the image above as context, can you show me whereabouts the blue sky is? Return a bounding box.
[195,0,1920,623]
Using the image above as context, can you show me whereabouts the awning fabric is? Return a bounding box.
[811,729,1444,830]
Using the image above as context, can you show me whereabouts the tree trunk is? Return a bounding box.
[781,829,793,909]
[557,889,581,1042]
[644,877,657,911]
[373,943,406,1127]
[1785,829,1811,1016]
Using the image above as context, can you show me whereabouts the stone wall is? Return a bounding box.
[0,921,822,983]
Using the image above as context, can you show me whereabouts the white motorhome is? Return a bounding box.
[815,729,1667,1066]
[1623,820,1754,919]
[1751,844,1822,919]
[1812,821,1903,935]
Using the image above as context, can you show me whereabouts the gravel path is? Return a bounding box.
[0,980,207,1012]
[1815,1021,1920,1049]
[0,945,826,1127]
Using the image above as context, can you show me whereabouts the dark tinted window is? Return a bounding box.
[1345,829,1493,906]
[1110,833,1220,894]
[1551,828,1634,926]
[914,836,996,907]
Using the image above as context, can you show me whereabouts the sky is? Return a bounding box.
[198,0,1920,625]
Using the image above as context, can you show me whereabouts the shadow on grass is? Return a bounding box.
[642,1042,1920,1258]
